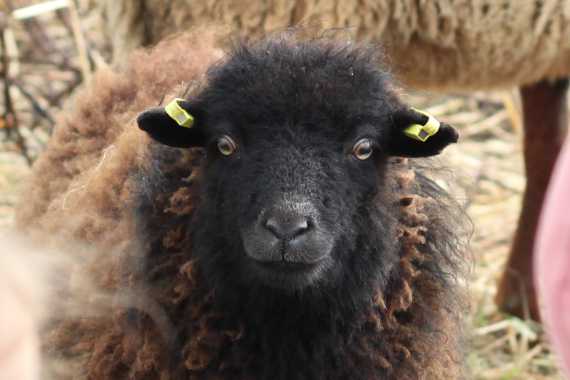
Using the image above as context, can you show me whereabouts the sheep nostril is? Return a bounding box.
[264,214,311,240]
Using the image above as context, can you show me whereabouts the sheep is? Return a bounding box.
[16,31,468,379]
[101,0,570,320]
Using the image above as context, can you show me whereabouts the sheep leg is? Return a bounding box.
[496,78,569,320]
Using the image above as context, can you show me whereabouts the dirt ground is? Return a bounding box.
[0,2,567,379]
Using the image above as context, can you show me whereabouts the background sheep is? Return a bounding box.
[16,31,468,379]
[103,0,570,90]
[101,0,570,320]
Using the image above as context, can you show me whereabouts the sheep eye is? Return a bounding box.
[352,139,373,160]
[217,136,237,156]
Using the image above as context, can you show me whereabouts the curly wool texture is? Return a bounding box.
[103,0,570,91]
[16,33,467,379]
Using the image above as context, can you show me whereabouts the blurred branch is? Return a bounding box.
[10,0,92,81]
[0,17,32,165]
[11,0,69,20]
[13,80,55,127]
[67,0,91,81]
[0,0,107,163]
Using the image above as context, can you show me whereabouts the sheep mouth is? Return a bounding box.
[253,260,320,274]
[247,257,331,290]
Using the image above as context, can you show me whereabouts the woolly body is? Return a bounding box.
[103,0,570,90]
[17,32,467,379]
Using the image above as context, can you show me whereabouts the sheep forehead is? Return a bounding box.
[204,39,392,134]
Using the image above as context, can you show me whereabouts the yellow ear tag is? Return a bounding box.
[164,98,194,128]
[403,108,440,142]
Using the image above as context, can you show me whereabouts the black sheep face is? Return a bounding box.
[138,37,458,297]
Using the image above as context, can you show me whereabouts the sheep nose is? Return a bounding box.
[264,212,311,240]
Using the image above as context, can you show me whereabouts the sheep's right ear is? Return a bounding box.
[137,98,205,148]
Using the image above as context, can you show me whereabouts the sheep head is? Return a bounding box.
[136,36,458,301]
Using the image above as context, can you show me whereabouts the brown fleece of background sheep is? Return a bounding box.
[102,0,570,91]
[16,33,465,379]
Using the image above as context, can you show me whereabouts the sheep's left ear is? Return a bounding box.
[137,98,205,148]
[387,108,459,157]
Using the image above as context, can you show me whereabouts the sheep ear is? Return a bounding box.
[387,108,459,157]
[137,98,205,148]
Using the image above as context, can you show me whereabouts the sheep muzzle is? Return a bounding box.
[241,197,334,290]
